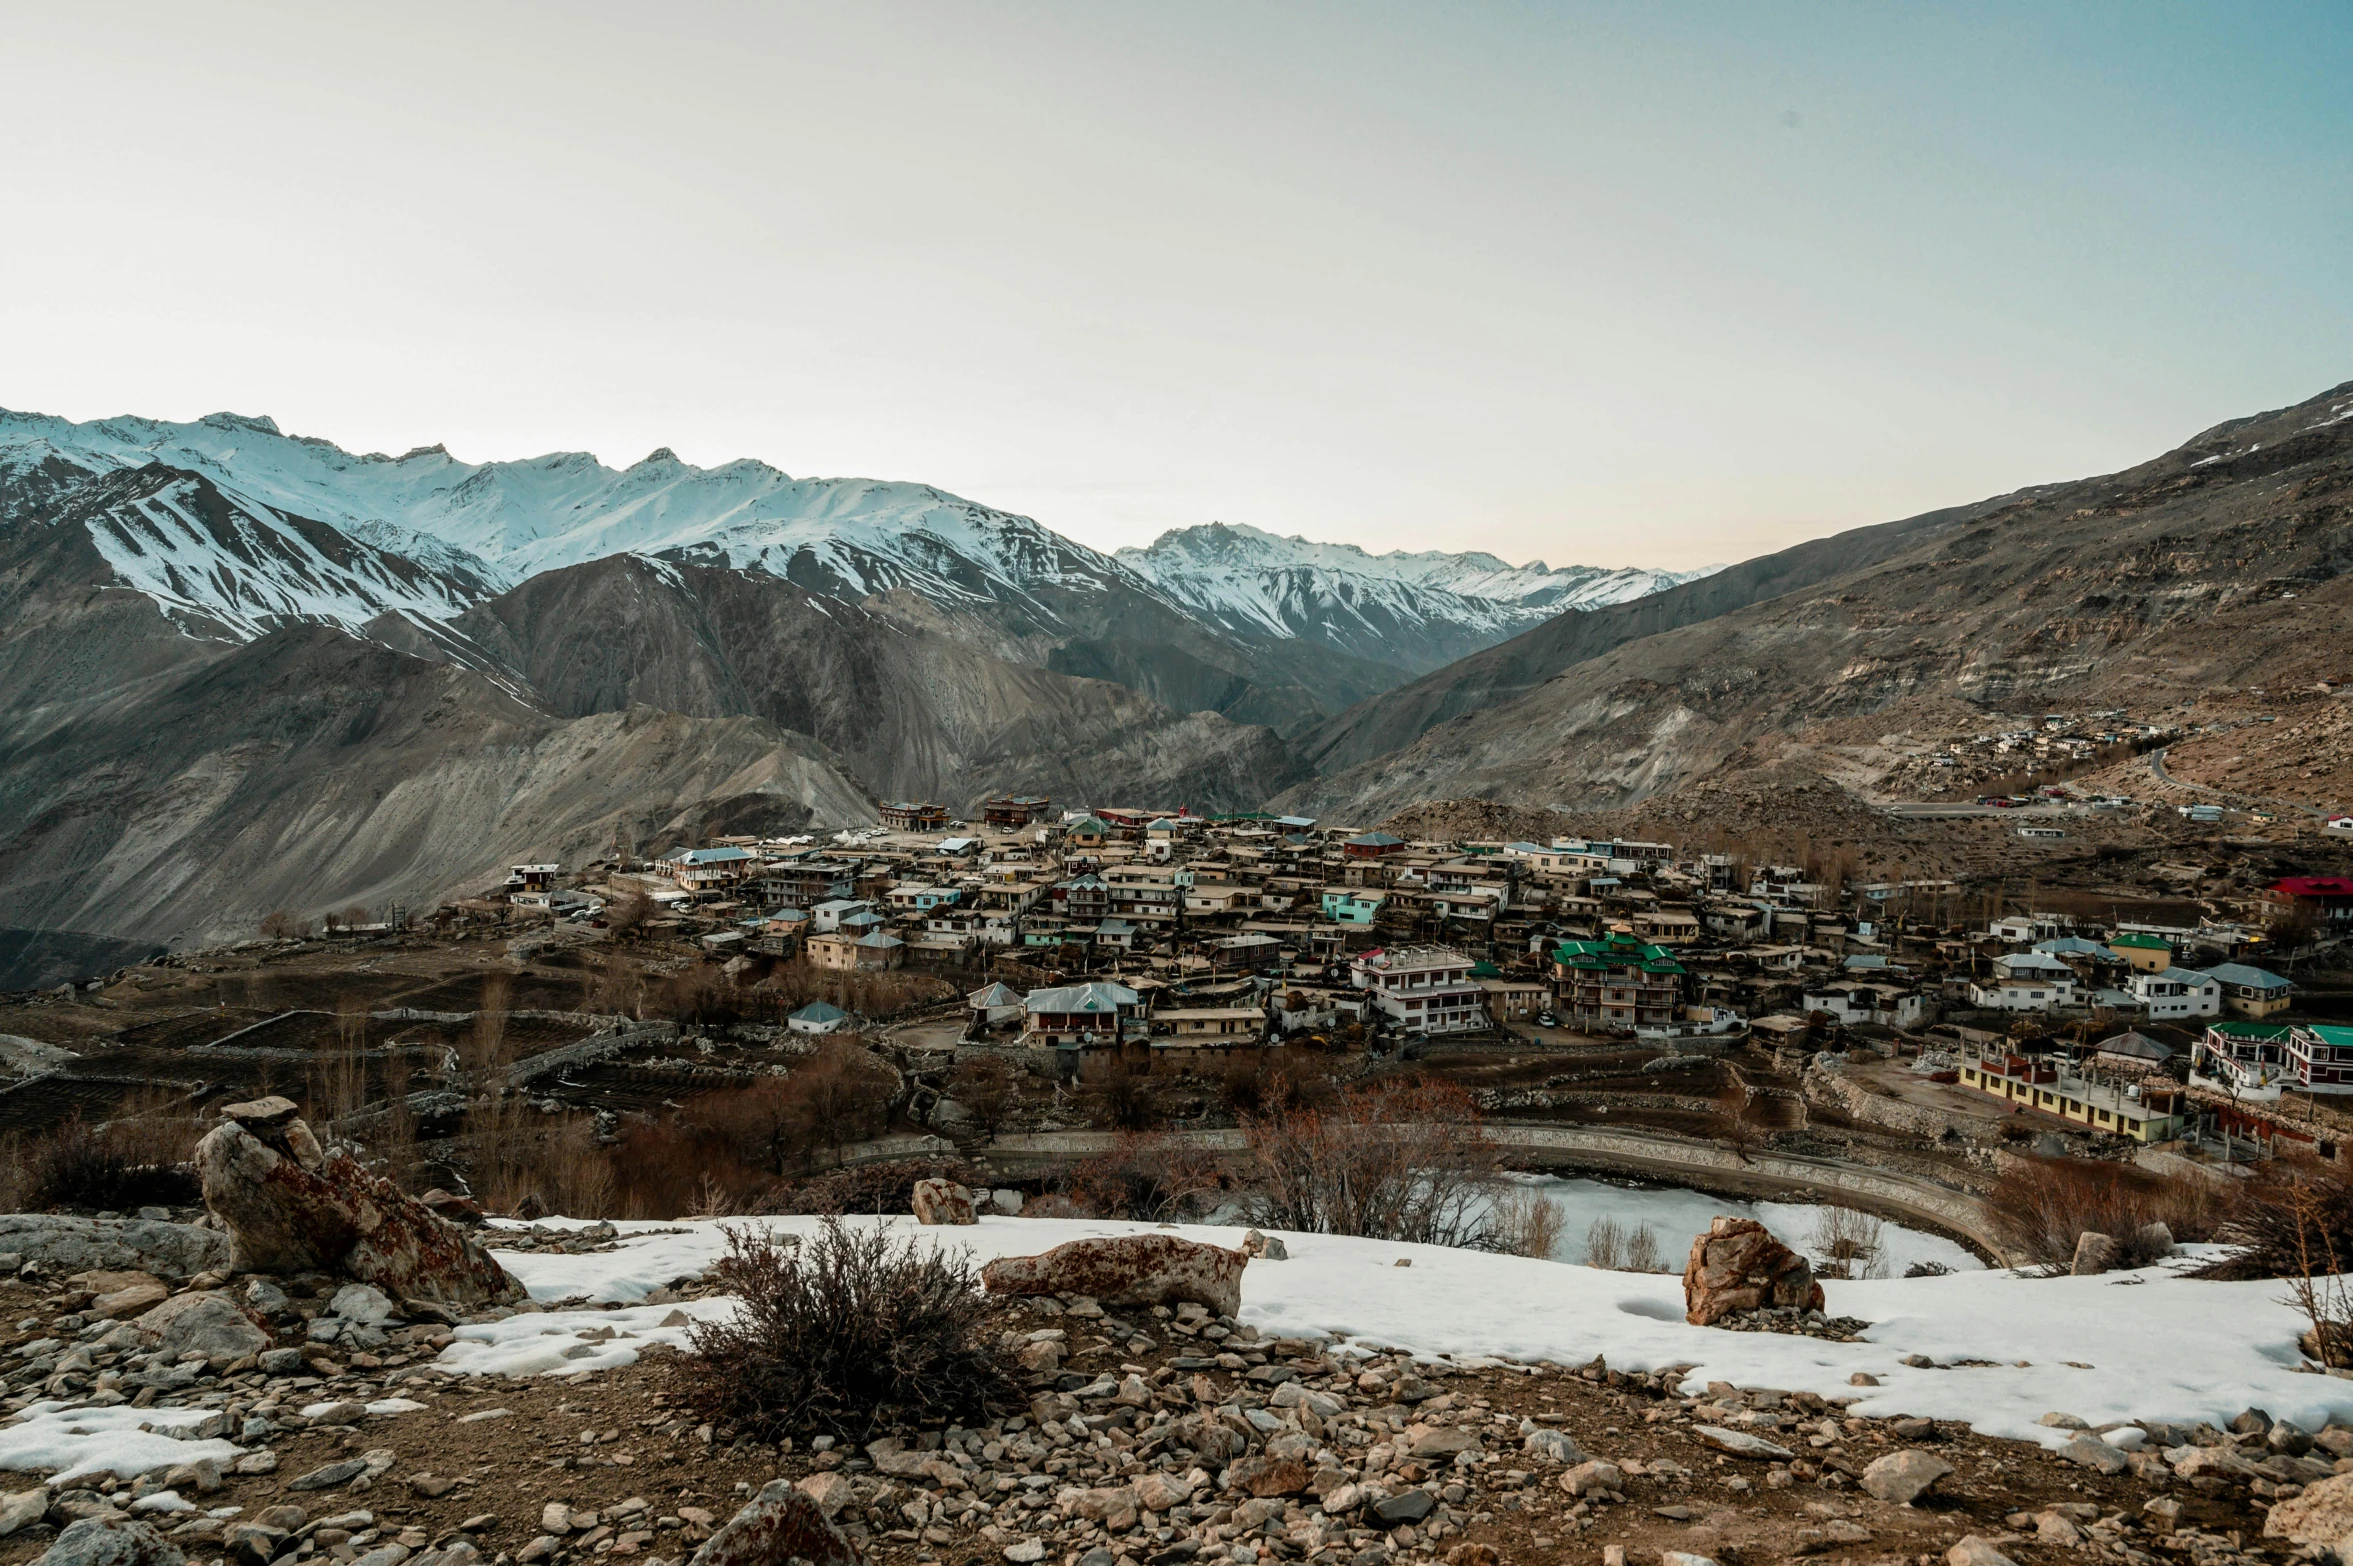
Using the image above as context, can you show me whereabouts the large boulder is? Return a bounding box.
[195,1098,521,1306]
[689,1481,859,1566]
[127,1292,272,1365]
[911,1179,977,1226]
[1683,1217,1825,1326]
[0,1216,229,1280]
[2266,1474,2353,1564]
[33,1517,184,1566]
[981,1233,1247,1317]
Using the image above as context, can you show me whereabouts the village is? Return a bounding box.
[469,787,2353,1121]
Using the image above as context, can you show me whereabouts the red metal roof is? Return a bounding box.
[2271,876,2353,897]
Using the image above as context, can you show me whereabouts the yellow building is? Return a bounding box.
[2106,932,2173,973]
[1955,1049,2188,1141]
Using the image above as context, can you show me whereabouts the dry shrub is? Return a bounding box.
[1581,1215,1666,1272]
[1090,1056,1160,1132]
[1222,1052,1336,1118]
[1988,1156,2224,1271]
[1061,1132,1226,1222]
[0,1093,202,1212]
[1809,1207,1887,1280]
[1583,1215,1627,1270]
[2189,1159,2353,1282]
[606,1118,778,1220]
[465,1098,785,1222]
[1489,1186,1566,1260]
[1239,1077,1499,1248]
[674,1219,1018,1440]
[766,1157,982,1217]
[680,1040,896,1174]
[748,962,955,1022]
[948,1056,1019,1142]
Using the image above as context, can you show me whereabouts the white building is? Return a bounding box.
[1969,951,2079,1012]
[2128,967,2221,1021]
[1349,945,1492,1035]
[1802,984,1933,1030]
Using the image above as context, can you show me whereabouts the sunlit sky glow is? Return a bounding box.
[4,2,2348,570]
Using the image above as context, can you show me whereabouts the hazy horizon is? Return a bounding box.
[5,2,2348,572]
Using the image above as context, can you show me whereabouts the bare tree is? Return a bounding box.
[1239,1078,1501,1248]
[1716,1076,1759,1160]
[949,1056,1018,1144]
[605,888,652,940]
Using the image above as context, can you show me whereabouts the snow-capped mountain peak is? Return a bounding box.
[1,408,1706,682]
[1114,521,1721,672]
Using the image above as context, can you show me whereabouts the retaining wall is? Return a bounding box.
[970,1121,2015,1265]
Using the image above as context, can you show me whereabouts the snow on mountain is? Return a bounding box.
[1115,522,1719,669]
[1,410,1705,669]
[0,409,1150,626]
[48,463,503,643]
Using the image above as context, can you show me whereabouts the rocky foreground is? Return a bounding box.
[0,1108,2348,1566]
[0,1237,2349,1566]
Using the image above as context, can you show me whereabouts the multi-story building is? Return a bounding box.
[2204,963,2296,1018]
[2196,1021,2353,1096]
[1104,865,1182,926]
[1049,874,1108,922]
[1552,933,1685,1032]
[1966,950,2079,1012]
[656,845,755,894]
[877,802,950,833]
[982,795,1054,828]
[1350,945,1491,1035]
[1320,889,1388,926]
[756,858,859,909]
[2128,967,2220,1020]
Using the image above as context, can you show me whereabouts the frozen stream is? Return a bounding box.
[1498,1172,1986,1276]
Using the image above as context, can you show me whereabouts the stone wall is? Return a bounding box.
[1802,1061,1982,1142]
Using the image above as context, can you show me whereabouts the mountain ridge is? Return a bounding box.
[0,408,1703,725]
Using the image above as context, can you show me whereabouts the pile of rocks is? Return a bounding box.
[1701,1306,1873,1342]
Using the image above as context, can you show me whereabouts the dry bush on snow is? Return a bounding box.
[1581,1215,1666,1272]
[1809,1207,1887,1280]
[1989,1156,2225,1271]
[674,1219,1017,1440]
[1489,1186,1565,1260]
[2190,1158,2353,1362]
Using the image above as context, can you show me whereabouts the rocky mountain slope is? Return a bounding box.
[1278,381,2353,824]
[440,554,1309,812]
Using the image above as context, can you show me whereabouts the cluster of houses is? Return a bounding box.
[496,798,2343,1086]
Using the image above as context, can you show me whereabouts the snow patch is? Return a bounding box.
[0,1402,244,1485]
[467,1215,2353,1448]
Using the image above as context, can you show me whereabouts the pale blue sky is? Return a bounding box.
[3,2,2347,569]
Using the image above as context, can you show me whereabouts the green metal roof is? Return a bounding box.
[1551,934,1684,975]
[2207,1020,2291,1040]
